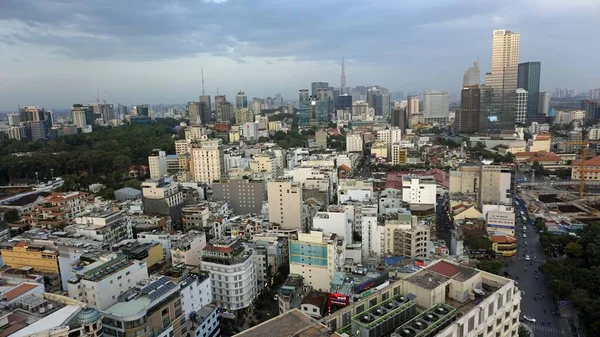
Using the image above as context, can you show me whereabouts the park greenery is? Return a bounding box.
[0,119,180,196]
[538,221,600,335]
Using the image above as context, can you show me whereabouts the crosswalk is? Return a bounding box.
[530,324,564,335]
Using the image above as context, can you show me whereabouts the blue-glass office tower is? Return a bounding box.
[317,88,330,124]
[298,89,310,127]
[517,62,541,120]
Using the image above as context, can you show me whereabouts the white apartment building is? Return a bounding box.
[179,274,213,320]
[267,179,304,230]
[250,154,277,177]
[515,88,528,124]
[141,180,185,209]
[391,144,409,165]
[346,133,364,153]
[240,122,259,141]
[137,231,172,260]
[382,212,429,259]
[289,231,344,292]
[423,90,449,122]
[170,230,207,266]
[312,207,350,244]
[338,179,374,204]
[69,209,133,246]
[359,205,379,260]
[175,139,191,155]
[148,150,167,180]
[378,188,403,215]
[67,254,148,310]
[185,125,205,141]
[201,238,258,311]
[190,138,225,184]
[376,127,402,151]
[402,175,437,209]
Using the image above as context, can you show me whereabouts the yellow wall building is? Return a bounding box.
[0,241,59,273]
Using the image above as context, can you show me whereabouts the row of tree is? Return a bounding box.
[538,221,600,335]
[0,119,180,190]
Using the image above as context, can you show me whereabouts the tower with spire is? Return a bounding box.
[340,58,347,95]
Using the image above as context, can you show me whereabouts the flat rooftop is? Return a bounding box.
[234,309,341,337]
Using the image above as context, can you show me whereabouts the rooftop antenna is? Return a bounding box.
[96,89,100,104]
[201,68,206,96]
[217,87,219,95]
[104,90,107,104]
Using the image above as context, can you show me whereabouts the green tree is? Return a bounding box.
[476,260,502,275]
[564,242,584,258]
[3,209,20,223]
[518,326,531,337]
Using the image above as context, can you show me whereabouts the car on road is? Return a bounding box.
[525,255,531,261]
[522,315,536,323]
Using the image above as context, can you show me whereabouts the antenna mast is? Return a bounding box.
[104,90,107,104]
[201,68,206,96]
[96,89,100,104]
[217,87,219,95]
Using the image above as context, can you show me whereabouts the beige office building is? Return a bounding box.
[449,164,481,195]
[267,179,303,229]
[190,139,225,184]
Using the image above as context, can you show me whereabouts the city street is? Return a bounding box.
[436,194,451,247]
[498,197,572,336]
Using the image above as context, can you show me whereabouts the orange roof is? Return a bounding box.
[339,164,351,172]
[490,234,517,244]
[573,156,600,167]
[535,134,551,140]
[14,241,27,248]
[3,283,39,302]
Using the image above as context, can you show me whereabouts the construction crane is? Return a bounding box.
[567,129,600,197]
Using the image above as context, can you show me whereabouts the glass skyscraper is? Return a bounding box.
[518,61,541,121]
[480,29,520,134]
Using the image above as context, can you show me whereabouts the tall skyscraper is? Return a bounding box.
[481,29,520,134]
[298,89,310,127]
[391,107,408,131]
[236,91,248,109]
[423,90,449,123]
[311,82,328,96]
[215,95,226,122]
[71,104,94,129]
[463,59,481,86]
[187,102,201,126]
[367,87,384,116]
[515,88,528,124]
[199,95,212,124]
[407,95,420,115]
[457,85,481,133]
[517,61,541,121]
[340,58,347,95]
[538,92,550,116]
[317,88,330,124]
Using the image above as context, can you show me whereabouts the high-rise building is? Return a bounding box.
[148,150,167,180]
[199,95,212,124]
[391,107,408,130]
[19,106,44,122]
[457,85,481,133]
[236,91,248,109]
[251,99,261,115]
[212,179,266,214]
[267,179,304,229]
[340,58,347,95]
[407,95,420,115]
[235,107,254,125]
[346,133,363,153]
[462,59,481,86]
[289,231,343,292]
[214,95,227,121]
[336,94,352,111]
[367,87,382,115]
[515,88,528,124]
[7,113,20,126]
[190,139,224,184]
[481,29,520,134]
[187,101,201,125]
[311,82,328,96]
[517,61,541,121]
[71,104,94,129]
[317,88,330,124]
[538,91,550,116]
[479,165,512,207]
[589,88,600,100]
[298,89,328,127]
[423,90,449,123]
[582,100,600,119]
[298,89,310,126]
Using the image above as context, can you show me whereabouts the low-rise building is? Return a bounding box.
[0,241,59,274]
[142,180,185,223]
[101,276,185,337]
[67,253,148,310]
[171,230,207,267]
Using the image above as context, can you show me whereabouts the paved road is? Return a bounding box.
[498,196,572,337]
[436,194,451,247]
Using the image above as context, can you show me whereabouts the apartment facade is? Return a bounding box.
[289,231,343,292]
[212,179,266,215]
[267,180,304,230]
[201,238,258,311]
[190,139,225,184]
[148,150,168,180]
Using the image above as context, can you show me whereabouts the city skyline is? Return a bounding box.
[0,0,598,110]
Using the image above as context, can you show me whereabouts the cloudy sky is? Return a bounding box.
[0,0,598,110]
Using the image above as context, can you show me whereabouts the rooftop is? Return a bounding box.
[103,276,178,317]
[233,309,341,337]
[1,283,41,302]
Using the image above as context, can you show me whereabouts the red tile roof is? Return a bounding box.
[339,164,351,172]
[427,260,461,278]
[14,241,27,248]
[2,283,39,302]
[490,234,517,244]
[385,169,449,189]
[202,245,233,253]
[573,156,600,167]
